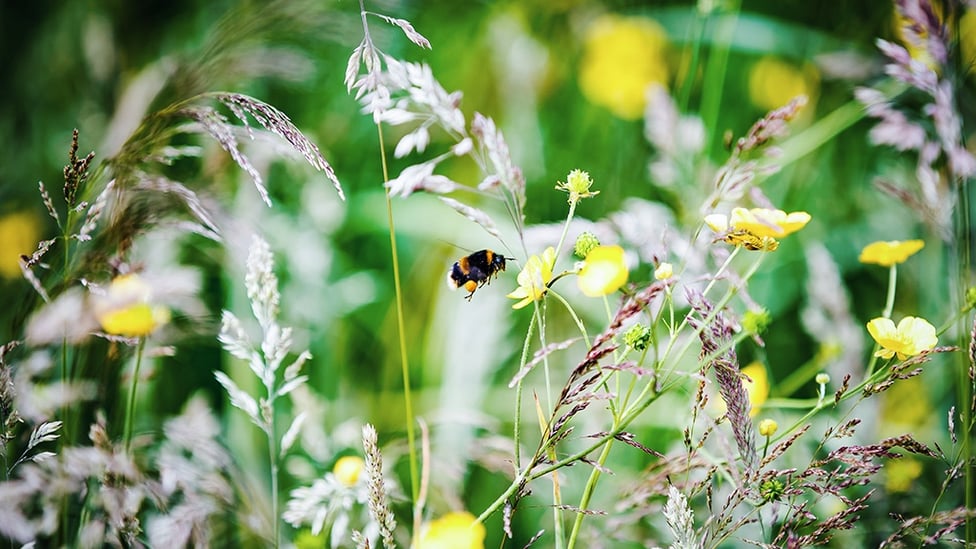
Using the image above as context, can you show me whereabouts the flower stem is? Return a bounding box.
[566,436,615,549]
[123,338,146,454]
[267,400,280,549]
[553,200,577,260]
[514,312,538,470]
[377,125,420,511]
[883,264,898,319]
[864,265,898,380]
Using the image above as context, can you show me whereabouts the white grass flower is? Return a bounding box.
[663,485,700,549]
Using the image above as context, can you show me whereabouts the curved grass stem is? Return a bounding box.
[376,124,420,541]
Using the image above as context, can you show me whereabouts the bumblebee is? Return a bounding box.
[447,249,508,300]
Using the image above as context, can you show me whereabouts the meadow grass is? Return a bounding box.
[0,0,975,547]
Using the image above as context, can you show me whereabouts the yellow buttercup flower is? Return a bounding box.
[858,240,924,267]
[507,247,556,309]
[577,245,628,297]
[728,208,811,238]
[95,274,170,337]
[0,211,40,279]
[705,208,811,238]
[419,511,485,549]
[867,316,937,360]
[332,456,364,487]
[579,14,670,120]
[748,57,819,112]
[706,208,810,251]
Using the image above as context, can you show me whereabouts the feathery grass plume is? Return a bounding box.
[348,11,526,239]
[213,92,344,201]
[543,281,671,436]
[63,129,95,209]
[134,176,221,241]
[686,289,758,473]
[0,413,148,545]
[0,341,21,454]
[663,485,700,549]
[146,396,233,547]
[704,95,807,209]
[75,179,116,243]
[362,424,397,549]
[883,507,976,546]
[969,313,976,394]
[644,85,706,189]
[855,0,975,237]
[215,235,310,545]
[862,344,956,395]
[800,243,864,380]
[10,351,97,424]
[768,431,941,545]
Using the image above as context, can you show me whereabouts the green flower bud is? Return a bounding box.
[742,308,771,335]
[574,232,601,259]
[624,323,652,352]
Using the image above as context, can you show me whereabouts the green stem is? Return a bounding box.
[123,338,146,453]
[268,401,280,549]
[553,200,577,261]
[676,6,708,113]
[656,247,742,368]
[864,266,898,380]
[377,125,419,509]
[566,437,615,549]
[883,264,898,319]
[549,290,590,348]
[513,312,538,471]
[699,0,741,151]
[774,354,824,398]
[763,99,867,171]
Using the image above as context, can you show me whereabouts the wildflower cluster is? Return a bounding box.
[1,1,973,548]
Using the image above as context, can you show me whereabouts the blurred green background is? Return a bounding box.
[1,0,973,546]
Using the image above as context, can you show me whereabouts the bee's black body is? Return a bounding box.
[447,249,507,300]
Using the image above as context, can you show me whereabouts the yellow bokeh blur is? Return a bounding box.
[961,9,976,76]
[419,511,485,549]
[747,57,819,113]
[579,14,670,120]
[0,211,40,279]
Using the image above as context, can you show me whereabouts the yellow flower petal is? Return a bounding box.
[729,208,811,238]
[95,274,169,337]
[507,247,555,309]
[654,262,673,280]
[577,245,628,297]
[704,213,729,233]
[419,511,486,549]
[858,240,925,267]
